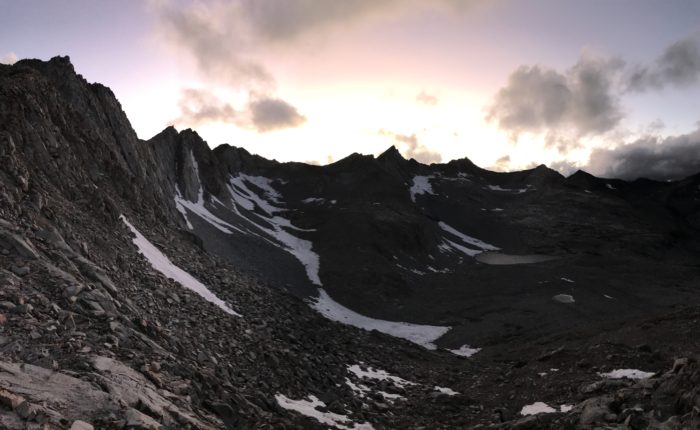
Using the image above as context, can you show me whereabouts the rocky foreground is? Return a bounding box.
[0,56,699,429]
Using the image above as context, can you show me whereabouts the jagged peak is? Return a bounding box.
[377,145,405,161]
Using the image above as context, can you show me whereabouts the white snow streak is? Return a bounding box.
[438,222,499,255]
[487,185,528,193]
[121,216,240,316]
[311,289,450,349]
[275,394,374,430]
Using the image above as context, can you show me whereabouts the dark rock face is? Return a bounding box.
[0,56,699,429]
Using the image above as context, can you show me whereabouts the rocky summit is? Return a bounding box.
[0,56,699,429]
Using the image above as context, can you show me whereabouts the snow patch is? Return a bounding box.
[409,176,434,202]
[553,294,575,304]
[347,364,416,388]
[520,402,556,415]
[560,404,573,413]
[606,183,617,190]
[599,369,655,380]
[121,216,240,317]
[310,289,450,349]
[561,277,575,283]
[448,345,481,357]
[434,386,459,396]
[275,394,374,430]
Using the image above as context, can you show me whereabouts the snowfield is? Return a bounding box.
[409,175,434,202]
[226,174,322,286]
[121,216,240,316]
[310,289,450,349]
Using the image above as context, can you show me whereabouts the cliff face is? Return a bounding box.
[1,57,700,430]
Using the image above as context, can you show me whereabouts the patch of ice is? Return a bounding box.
[347,364,416,388]
[434,386,459,396]
[121,216,240,316]
[553,294,575,304]
[275,394,374,430]
[409,176,434,202]
[448,345,481,357]
[520,402,556,416]
[599,369,655,380]
[227,174,321,285]
[438,222,499,252]
[311,289,450,349]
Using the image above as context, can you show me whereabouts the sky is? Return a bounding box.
[2,0,700,180]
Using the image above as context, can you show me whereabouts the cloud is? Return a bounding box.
[0,52,17,65]
[490,155,510,171]
[155,0,479,87]
[173,88,237,127]
[548,159,579,176]
[156,2,274,88]
[627,35,700,91]
[379,130,442,164]
[486,52,624,141]
[173,89,306,133]
[416,91,439,106]
[586,126,700,180]
[246,96,307,132]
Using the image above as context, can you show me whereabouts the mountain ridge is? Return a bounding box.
[1,55,700,429]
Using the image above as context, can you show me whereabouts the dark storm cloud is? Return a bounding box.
[379,130,442,164]
[246,96,307,132]
[416,91,439,106]
[486,53,624,141]
[587,127,700,180]
[627,36,700,92]
[174,88,237,126]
